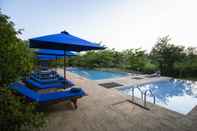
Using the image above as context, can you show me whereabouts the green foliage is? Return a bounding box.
[142,60,159,74]
[68,48,159,73]
[150,36,197,78]
[150,35,185,76]
[0,87,46,131]
[0,11,35,87]
[123,49,146,71]
[0,11,45,131]
[174,47,197,78]
[69,49,125,68]
[69,35,197,79]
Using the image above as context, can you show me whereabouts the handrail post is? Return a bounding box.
[144,91,147,107]
[141,92,143,101]
[132,87,134,101]
[153,96,155,104]
[144,90,156,107]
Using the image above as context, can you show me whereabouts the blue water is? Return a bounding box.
[67,68,128,80]
[119,79,197,114]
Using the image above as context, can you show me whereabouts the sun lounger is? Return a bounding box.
[30,75,75,86]
[24,79,65,89]
[31,71,58,80]
[31,75,59,83]
[9,82,86,109]
[146,71,161,78]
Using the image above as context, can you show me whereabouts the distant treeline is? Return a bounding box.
[68,36,197,78]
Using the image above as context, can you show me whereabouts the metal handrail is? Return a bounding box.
[144,89,156,107]
[132,86,144,102]
[130,85,156,109]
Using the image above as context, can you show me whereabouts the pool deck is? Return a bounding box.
[42,68,197,131]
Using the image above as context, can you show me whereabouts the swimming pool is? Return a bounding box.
[67,68,128,80]
[118,79,197,115]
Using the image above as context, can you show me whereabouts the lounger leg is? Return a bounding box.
[71,98,78,109]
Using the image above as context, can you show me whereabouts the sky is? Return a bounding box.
[1,0,197,51]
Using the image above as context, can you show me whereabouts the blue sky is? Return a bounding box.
[1,0,197,51]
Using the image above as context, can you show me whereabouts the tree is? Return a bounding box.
[0,12,35,86]
[123,48,147,71]
[68,48,158,73]
[67,35,196,78]
[0,10,45,130]
[150,36,184,76]
[174,47,197,78]
[0,88,45,131]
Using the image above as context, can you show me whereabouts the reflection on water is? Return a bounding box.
[121,79,197,115]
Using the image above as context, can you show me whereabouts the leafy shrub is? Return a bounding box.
[0,10,46,131]
[142,62,158,74]
[0,11,35,86]
[174,61,197,78]
[0,87,46,131]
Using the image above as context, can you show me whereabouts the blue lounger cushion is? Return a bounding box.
[39,88,85,102]
[58,76,75,86]
[25,79,65,89]
[9,82,86,103]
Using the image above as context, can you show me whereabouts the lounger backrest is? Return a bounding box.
[9,82,40,101]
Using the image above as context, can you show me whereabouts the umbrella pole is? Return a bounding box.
[64,50,66,87]
[56,55,57,72]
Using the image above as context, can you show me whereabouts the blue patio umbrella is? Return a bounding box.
[36,55,64,74]
[36,55,64,61]
[29,31,105,86]
[35,50,77,71]
[35,49,77,62]
[30,31,105,51]
[35,49,78,56]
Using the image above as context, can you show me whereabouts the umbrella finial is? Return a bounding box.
[61,30,70,35]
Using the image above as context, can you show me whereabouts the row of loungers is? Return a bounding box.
[30,75,74,86]
[9,69,86,109]
[31,70,58,80]
[25,70,75,89]
[25,79,65,89]
[30,75,65,84]
[10,82,86,109]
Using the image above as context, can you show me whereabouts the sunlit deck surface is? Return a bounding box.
[42,68,197,131]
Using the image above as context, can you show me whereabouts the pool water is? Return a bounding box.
[67,68,128,80]
[119,79,197,115]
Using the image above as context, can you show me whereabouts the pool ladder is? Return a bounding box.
[131,86,156,109]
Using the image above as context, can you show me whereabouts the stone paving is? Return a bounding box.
[41,68,196,131]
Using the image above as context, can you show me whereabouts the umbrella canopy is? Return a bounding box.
[29,31,105,51]
[29,31,105,87]
[34,49,78,56]
[36,55,64,61]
